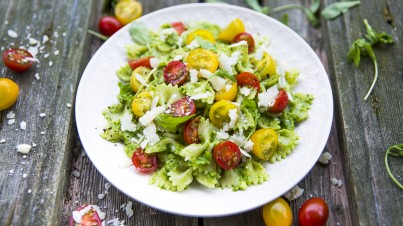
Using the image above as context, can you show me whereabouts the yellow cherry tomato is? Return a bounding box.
[209,100,237,128]
[254,52,277,80]
[132,91,152,117]
[262,198,293,226]
[250,128,278,161]
[215,82,237,101]
[130,66,151,92]
[114,0,142,25]
[218,18,245,42]
[186,29,216,44]
[0,78,19,111]
[186,49,219,73]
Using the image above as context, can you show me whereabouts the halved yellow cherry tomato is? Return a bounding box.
[114,0,142,25]
[209,100,237,128]
[250,128,278,161]
[254,52,277,80]
[186,29,216,44]
[130,66,151,92]
[0,78,19,111]
[186,49,219,73]
[262,198,293,226]
[132,91,152,117]
[218,18,245,42]
[215,82,237,101]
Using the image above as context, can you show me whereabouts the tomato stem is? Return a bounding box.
[384,144,403,189]
[363,58,378,100]
[87,30,108,41]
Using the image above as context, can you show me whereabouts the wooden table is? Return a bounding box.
[1,0,402,225]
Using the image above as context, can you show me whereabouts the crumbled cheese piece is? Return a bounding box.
[39,113,46,118]
[27,46,38,57]
[229,132,246,147]
[16,144,32,154]
[159,28,176,41]
[28,38,38,45]
[6,111,15,119]
[22,173,28,178]
[139,106,166,125]
[258,86,279,108]
[72,205,106,223]
[225,84,232,92]
[228,109,238,129]
[190,92,213,100]
[254,49,264,61]
[42,35,49,43]
[149,57,160,68]
[0,139,6,144]
[134,73,148,87]
[331,178,343,187]
[244,140,254,152]
[230,40,247,47]
[120,111,137,132]
[216,130,230,140]
[40,131,45,135]
[43,53,50,58]
[49,61,53,66]
[151,96,159,109]
[173,55,183,61]
[278,74,288,88]
[28,189,32,194]
[286,91,293,102]
[199,69,212,78]
[189,69,198,83]
[7,30,18,38]
[107,218,125,226]
[318,152,333,164]
[209,75,227,91]
[20,121,27,130]
[240,87,251,96]
[187,39,200,49]
[284,185,304,201]
[54,50,59,55]
[66,103,72,108]
[105,183,111,190]
[239,148,251,158]
[143,123,160,146]
[71,170,81,177]
[177,37,183,46]
[32,142,37,147]
[125,201,134,218]
[97,193,105,200]
[34,73,40,80]
[218,51,240,74]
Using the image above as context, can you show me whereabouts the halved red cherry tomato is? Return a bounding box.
[3,48,34,72]
[171,21,186,35]
[98,16,122,36]
[298,197,329,226]
[163,61,188,85]
[232,32,255,53]
[213,141,241,170]
[69,204,103,226]
[269,89,288,114]
[183,116,201,144]
[132,147,158,173]
[169,97,196,117]
[128,56,152,70]
[236,72,260,92]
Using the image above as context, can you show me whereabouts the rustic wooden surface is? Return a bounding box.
[0,0,401,225]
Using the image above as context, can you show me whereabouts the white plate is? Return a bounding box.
[75,3,333,217]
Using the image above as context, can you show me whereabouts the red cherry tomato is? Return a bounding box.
[163,61,188,85]
[171,21,186,35]
[269,89,289,114]
[183,116,201,144]
[3,48,34,72]
[213,141,242,170]
[236,72,260,92]
[128,56,152,70]
[232,32,255,53]
[169,97,196,117]
[98,16,122,36]
[69,204,103,226]
[131,147,158,173]
[298,197,329,226]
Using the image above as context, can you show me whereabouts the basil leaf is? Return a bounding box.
[245,0,270,14]
[310,0,321,13]
[155,114,194,132]
[321,1,360,20]
[279,14,289,26]
[129,22,151,45]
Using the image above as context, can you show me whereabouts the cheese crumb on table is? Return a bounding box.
[284,185,304,201]
[20,121,27,130]
[318,152,333,164]
[16,144,32,154]
[6,111,15,119]
[331,178,343,187]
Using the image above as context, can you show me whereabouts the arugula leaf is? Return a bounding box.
[310,0,321,13]
[279,14,289,26]
[321,1,360,20]
[244,0,270,14]
[155,114,195,132]
[363,19,394,45]
[129,22,151,45]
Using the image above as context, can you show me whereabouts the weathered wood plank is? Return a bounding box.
[322,0,403,225]
[62,0,200,225]
[0,0,96,225]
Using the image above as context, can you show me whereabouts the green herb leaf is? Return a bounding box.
[384,144,403,189]
[117,82,134,103]
[363,19,394,45]
[129,22,151,45]
[310,0,321,13]
[245,0,270,14]
[155,114,195,132]
[195,36,216,50]
[321,1,360,20]
[347,41,361,67]
[271,5,320,27]
[279,14,289,26]
[304,8,320,27]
